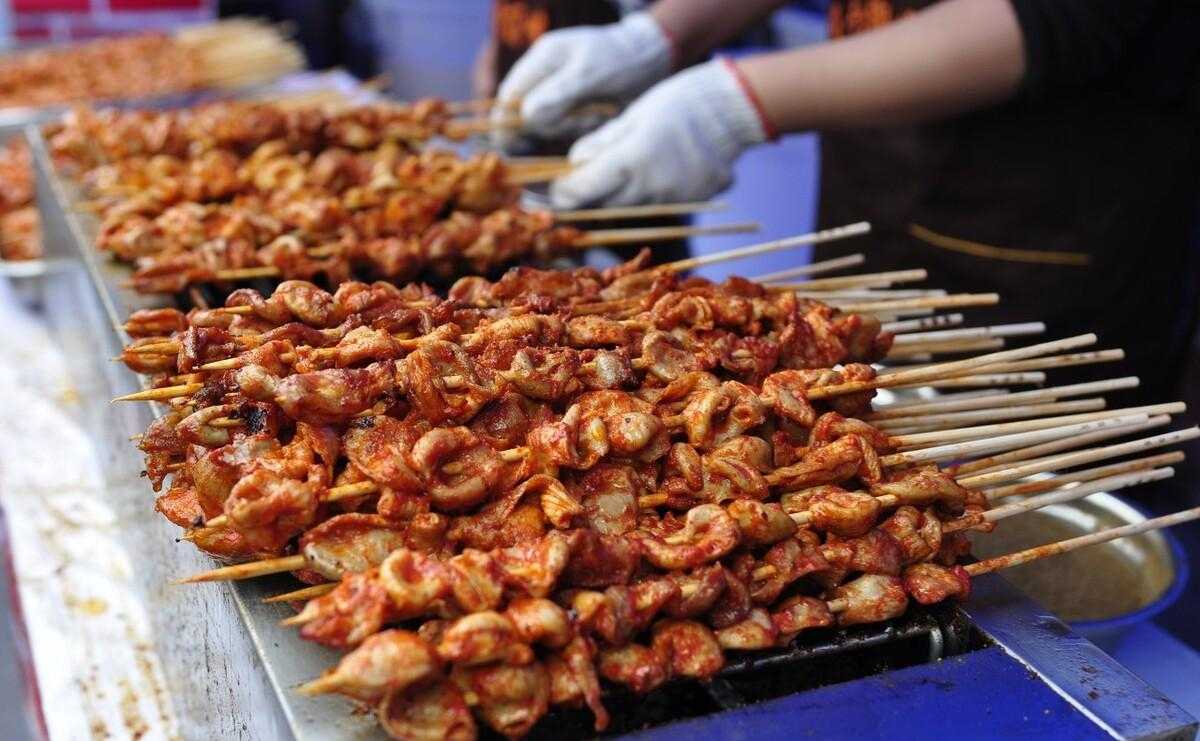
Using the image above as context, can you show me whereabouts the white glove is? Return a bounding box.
[493,12,673,148]
[551,59,772,208]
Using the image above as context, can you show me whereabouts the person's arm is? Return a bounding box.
[741,0,1025,132]
[650,0,792,67]
[551,0,1025,207]
[492,0,787,147]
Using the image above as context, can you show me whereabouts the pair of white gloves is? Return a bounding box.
[494,13,772,208]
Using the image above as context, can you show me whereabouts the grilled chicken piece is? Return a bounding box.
[903,563,972,604]
[309,629,439,703]
[378,679,477,741]
[830,574,909,627]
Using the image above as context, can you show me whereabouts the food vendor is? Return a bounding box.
[493,0,1200,403]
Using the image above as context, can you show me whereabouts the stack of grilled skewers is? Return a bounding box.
[0,20,303,109]
[48,100,759,291]
[0,19,305,262]
[112,254,1198,740]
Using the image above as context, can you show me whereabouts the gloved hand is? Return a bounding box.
[551,59,773,208]
[493,12,674,149]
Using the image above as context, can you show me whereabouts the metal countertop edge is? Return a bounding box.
[26,124,311,741]
[963,574,1198,741]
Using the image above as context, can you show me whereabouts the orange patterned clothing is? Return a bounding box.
[493,0,620,81]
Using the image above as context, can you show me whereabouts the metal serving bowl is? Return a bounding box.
[969,492,1187,645]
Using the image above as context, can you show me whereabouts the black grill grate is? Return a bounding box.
[518,603,987,740]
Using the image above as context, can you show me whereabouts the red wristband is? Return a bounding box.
[651,15,683,71]
[721,57,779,141]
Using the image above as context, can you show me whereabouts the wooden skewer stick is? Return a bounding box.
[768,269,928,292]
[881,313,965,334]
[836,293,999,314]
[945,467,1176,533]
[552,201,728,221]
[214,266,285,281]
[505,164,576,185]
[956,426,1200,489]
[113,383,203,403]
[573,221,760,247]
[263,583,338,604]
[303,221,762,260]
[871,377,1139,418]
[901,372,1047,389]
[900,349,1126,377]
[890,322,1045,347]
[800,289,947,301]
[749,254,866,283]
[951,414,1171,476]
[886,338,1006,359]
[964,505,1200,577]
[879,413,1152,468]
[876,398,1108,435]
[893,403,1185,448]
[654,221,872,273]
[808,334,1099,401]
[175,554,306,583]
[889,347,1125,389]
[982,451,1185,501]
[761,415,1146,487]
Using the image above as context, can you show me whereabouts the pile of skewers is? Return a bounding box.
[47,99,755,291]
[112,252,1199,739]
[0,20,303,109]
[0,19,304,262]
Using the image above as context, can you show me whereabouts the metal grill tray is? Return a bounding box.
[27,124,1197,741]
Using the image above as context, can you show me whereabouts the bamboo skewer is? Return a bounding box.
[750,254,866,282]
[572,221,759,247]
[809,334,1099,400]
[981,452,1185,501]
[881,314,964,334]
[263,583,338,604]
[552,201,728,221]
[951,414,1173,476]
[837,293,1000,314]
[655,222,872,273]
[176,554,306,583]
[871,377,1140,418]
[803,289,946,301]
[768,269,928,292]
[876,398,1108,434]
[890,322,1045,347]
[886,338,1006,360]
[946,467,1176,533]
[903,372,1047,389]
[220,220,764,282]
[964,506,1200,577]
[956,426,1200,489]
[878,414,1153,468]
[113,383,202,403]
[906,349,1127,379]
[894,403,1185,448]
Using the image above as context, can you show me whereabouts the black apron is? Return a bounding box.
[816,0,1200,402]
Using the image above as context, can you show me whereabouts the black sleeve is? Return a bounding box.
[1008,0,1167,100]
